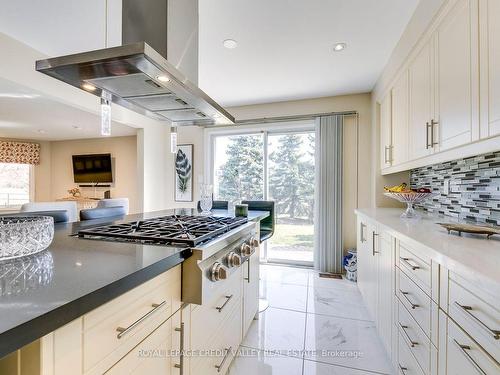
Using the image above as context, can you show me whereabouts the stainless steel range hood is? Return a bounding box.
[35,42,234,126]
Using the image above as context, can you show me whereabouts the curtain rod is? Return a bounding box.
[206,110,358,128]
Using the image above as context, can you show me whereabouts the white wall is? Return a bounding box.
[0,0,121,56]
[49,136,140,213]
[0,31,186,213]
[370,0,447,208]
[137,124,174,213]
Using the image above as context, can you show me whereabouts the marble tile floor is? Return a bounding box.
[228,264,392,375]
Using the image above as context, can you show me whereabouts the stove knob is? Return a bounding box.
[250,237,260,248]
[209,262,227,282]
[226,252,242,268]
[240,243,252,256]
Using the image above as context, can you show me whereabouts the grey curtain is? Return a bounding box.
[314,115,343,273]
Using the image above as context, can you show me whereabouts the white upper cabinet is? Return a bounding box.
[479,0,500,138]
[0,0,122,57]
[381,0,491,174]
[391,71,409,166]
[408,41,435,159]
[434,0,479,151]
[380,93,393,169]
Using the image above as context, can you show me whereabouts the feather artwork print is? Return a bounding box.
[175,149,192,193]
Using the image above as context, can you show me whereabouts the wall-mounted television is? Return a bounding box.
[72,154,113,184]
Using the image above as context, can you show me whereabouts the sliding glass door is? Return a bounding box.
[211,124,315,266]
[267,132,315,264]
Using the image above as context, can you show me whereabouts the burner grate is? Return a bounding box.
[77,215,248,246]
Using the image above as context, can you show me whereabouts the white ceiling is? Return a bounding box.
[199,0,419,107]
[0,78,137,141]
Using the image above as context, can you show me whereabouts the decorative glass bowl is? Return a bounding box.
[384,192,435,219]
[0,216,54,260]
[0,251,54,296]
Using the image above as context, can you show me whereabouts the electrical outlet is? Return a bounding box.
[443,179,450,195]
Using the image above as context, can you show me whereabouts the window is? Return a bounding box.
[213,134,264,202]
[0,163,32,209]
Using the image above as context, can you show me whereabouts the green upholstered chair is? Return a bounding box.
[241,200,275,242]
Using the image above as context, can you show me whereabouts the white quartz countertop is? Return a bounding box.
[355,208,500,286]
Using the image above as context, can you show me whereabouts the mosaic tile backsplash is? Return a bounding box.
[410,151,500,225]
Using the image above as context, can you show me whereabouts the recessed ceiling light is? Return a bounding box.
[223,39,238,49]
[82,83,96,92]
[333,42,347,52]
[37,129,46,134]
[157,75,170,83]
[72,125,83,130]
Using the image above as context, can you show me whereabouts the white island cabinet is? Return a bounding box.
[0,226,261,375]
[356,209,500,375]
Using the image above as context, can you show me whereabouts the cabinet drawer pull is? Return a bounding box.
[453,339,487,375]
[400,291,419,309]
[215,346,232,372]
[399,365,408,375]
[174,322,185,373]
[400,257,420,270]
[399,323,419,347]
[216,295,233,313]
[372,232,379,256]
[116,300,167,339]
[454,302,500,340]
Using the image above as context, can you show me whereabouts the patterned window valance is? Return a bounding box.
[0,141,41,165]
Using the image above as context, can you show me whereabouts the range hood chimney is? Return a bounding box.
[35,0,234,127]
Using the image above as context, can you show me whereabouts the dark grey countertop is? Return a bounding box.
[0,208,269,358]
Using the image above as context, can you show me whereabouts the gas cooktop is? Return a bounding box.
[77,215,248,247]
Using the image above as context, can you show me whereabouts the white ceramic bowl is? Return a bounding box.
[0,216,54,260]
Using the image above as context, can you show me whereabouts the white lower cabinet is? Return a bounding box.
[441,315,500,375]
[357,217,394,359]
[105,313,175,375]
[398,329,427,375]
[356,212,500,375]
[357,216,379,320]
[377,231,395,356]
[36,265,183,375]
[243,251,260,335]
[1,240,261,375]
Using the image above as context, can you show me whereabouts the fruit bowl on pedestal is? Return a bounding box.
[384,192,435,219]
[0,216,54,261]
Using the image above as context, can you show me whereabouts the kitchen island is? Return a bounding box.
[0,208,269,374]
